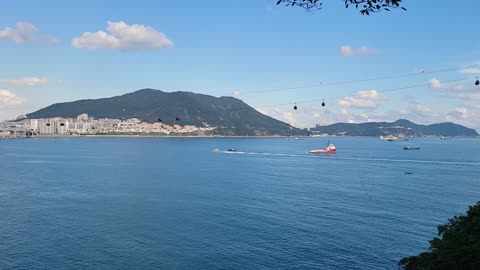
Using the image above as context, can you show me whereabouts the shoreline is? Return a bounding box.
[30,134,311,138]
[7,134,479,139]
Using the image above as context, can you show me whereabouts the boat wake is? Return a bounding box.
[216,150,480,166]
[219,150,299,157]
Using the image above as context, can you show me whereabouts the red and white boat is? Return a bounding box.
[309,142,336,154]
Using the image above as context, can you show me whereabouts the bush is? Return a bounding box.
[399,202,480,270]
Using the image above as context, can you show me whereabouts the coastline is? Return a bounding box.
[11,134,480,139]
[29,134,311,138]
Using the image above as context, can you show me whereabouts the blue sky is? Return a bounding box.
[1,0,480,129]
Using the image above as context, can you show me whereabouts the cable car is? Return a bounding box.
[322,99,325,107]
[293,103,298,110]
[476,78,479,86]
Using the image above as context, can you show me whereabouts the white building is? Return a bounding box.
[68,122,91,134]
[29,119,39,133]
[37,119,69,135]
[77,113,89,121]
[38,120,55,134]
[57,121,69,135]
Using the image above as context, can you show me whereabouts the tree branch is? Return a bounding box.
[276,0,407,15]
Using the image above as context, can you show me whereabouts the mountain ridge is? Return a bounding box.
[310,119,478,137]
[26,88,309,136]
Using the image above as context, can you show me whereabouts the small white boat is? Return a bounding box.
[379,135,398,141]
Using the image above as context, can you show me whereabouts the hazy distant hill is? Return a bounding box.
[310,119,478,137]
[27,89,309,136]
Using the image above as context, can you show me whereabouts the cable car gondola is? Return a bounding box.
[321,99,325,107]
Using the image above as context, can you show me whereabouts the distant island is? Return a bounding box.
[26,89,308,136]
[310,119,479,137]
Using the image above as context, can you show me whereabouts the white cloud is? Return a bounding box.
[429,78,465,91]
[404,104,434,116]
[0,77,48,87]
[396,97,442,124]
[428,78,442,89]
[256,99,480,132]
[338,109,369,123]
[47,36,59,45]
[337,90,387,109]
[447,98,480,131]
[72,21,173,51]
[256,89,480,132]
[0,22,37,43]
[257,107,298,127]
[0,22,57,44]
[257,106,299,128]
[459,68,480,74]
[446,107,470,121]
[440,92,480,101]
[281,111,297,127]
[459,65,480,74]
[340,45,377,57]
[232,91,241,98]
[257,104,368,129]
[0,89,24,106]
[395,97,480,132]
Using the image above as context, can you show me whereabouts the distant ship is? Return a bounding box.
[440,136,452,140]
[309,141,336,154]
[403,146,420,150]
[379,135,398,141]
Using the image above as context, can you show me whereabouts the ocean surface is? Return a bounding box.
[1,137,479,269]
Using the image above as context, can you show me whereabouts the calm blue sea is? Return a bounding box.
[1,137,479,269]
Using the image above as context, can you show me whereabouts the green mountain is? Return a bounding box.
[310,119,478,137]
[27,89,309,136]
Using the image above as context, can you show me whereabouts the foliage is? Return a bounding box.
[399,202,480,270]
[276,0,407,15]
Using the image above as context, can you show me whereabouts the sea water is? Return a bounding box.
[1,137,479,269]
